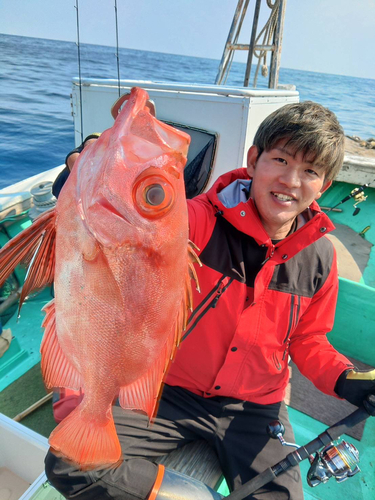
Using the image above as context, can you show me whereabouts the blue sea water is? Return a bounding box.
[1,33,374,190]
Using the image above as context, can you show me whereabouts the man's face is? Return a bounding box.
[246,141,331,240]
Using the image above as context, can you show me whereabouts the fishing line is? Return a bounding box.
[75,0,84,143]
[114,0,121,98]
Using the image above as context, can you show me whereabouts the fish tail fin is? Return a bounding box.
[0,208,56,312]
[49,404,121,468]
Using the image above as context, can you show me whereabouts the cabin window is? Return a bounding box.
[164,122,216,199]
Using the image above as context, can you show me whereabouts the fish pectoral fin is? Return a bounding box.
[41,299,83,390]
[118,320,182,419]
[0,208,56,312]
[118,364,164,420]
[49,403,121,468]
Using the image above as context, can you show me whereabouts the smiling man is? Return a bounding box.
[246,142,332,240]
[46,101,375,500]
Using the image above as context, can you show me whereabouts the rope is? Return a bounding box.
[221,0,281,87]
[253,0,280,87]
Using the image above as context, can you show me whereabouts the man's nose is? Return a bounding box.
[279,168,301,188]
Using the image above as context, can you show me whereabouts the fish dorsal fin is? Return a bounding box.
[0,208,56,312]
[118,240,201,420]
[41,299,83,390]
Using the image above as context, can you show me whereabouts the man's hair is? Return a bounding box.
[253,101,345,181]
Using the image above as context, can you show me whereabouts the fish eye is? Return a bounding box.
[133,171,175,219]
[144,184,165,206]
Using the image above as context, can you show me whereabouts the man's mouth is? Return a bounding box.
[272,192,296,202]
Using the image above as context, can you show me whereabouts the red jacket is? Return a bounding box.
[165,169,353,404]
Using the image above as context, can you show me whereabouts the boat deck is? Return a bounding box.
[0,182,374,499]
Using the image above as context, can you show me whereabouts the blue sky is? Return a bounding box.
[1,0,375,80]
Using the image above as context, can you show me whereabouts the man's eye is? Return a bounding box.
[275,157,287,164]
[306,169,318,176]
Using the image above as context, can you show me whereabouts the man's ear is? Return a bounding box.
[246,145,259,177]
[315,180,332,199]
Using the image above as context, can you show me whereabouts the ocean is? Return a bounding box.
[1,33,375,190]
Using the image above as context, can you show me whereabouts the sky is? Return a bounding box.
[1,0,375,80]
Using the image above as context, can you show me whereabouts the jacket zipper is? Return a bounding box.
[282,294,300,360]
[272,351,282,371]
[261,245,275,266]
[181,275,234,342]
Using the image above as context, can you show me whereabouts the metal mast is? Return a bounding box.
[215,0,287,89]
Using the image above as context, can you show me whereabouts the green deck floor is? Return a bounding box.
[0,287,54,392]
[320,182,375,288]
[0,362,56,437]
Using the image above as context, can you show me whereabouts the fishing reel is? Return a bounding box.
[267,420,360,488]
[351,187,368,216]
[324,181,372,215]
[306,440,360,487]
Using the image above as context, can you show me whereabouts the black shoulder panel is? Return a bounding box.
[199,216,267,286]
[199,216,334,297]
[269,237,335,297]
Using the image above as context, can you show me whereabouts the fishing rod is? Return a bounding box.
[226,396,375,499]
[74,0,84,143]
[114,0,121,98]
[325,179,375,215]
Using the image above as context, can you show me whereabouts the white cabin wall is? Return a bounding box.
[72,80,299,190]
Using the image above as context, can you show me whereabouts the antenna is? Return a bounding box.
[74,0,84,143]
[114,0,121,97]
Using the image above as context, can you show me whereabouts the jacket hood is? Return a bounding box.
[204,168,336,263]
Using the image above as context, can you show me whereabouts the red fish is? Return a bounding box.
[0,87,200,468]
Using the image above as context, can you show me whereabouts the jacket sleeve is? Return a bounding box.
[187,196,217,253]
[289,250,354,397]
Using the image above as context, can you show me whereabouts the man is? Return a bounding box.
[52,133,101,198]
[45,101,375,499]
